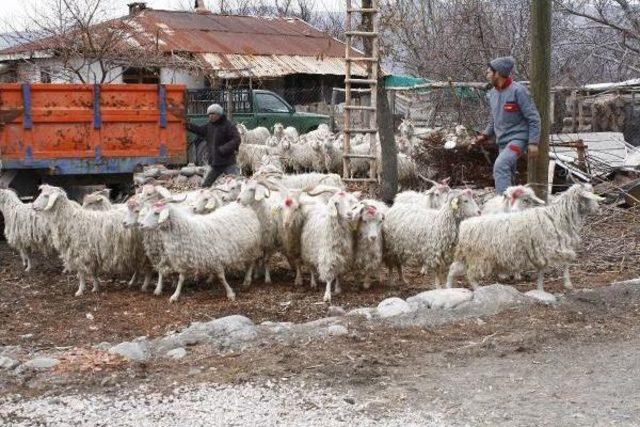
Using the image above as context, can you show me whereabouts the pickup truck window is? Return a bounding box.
[255,93,291,113]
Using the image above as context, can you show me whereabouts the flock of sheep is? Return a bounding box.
[0,151,603,303]
[235,122,420,185]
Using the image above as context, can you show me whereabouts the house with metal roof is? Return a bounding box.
[0,2,367,105]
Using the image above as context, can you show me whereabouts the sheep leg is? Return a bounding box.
[215,267,236,301]
[397,265,408,285]
[75,272,87,297]
[536,270,545,292]
[141,273,152,292]
[127,272,138,287]
[242,265,254,288]
[153,273,164,296]
[323,280,333,303]
[362,271,371,290]
[310,272,317,289]
[294,265,303,287]
[334,278,342,295]
[264,264,272,285]
[169,273,185,303]
[19,250,27,268]
[446,262,466,288]
[563,267,573,289]
[24,253,32,273]
[91,276,99,293]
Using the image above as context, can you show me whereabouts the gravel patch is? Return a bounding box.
[0,382,445,427]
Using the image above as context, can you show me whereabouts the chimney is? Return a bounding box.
[194,0,210,13]
[128,2,147,16]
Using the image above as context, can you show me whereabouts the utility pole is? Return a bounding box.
[529,0,552,200]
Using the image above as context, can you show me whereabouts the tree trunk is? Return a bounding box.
[529,0,552,200]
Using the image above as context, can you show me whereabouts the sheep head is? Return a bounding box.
[447,189,480,218]
[351,202,385,242]
[506,185,546,211]
[327,190,360,219]
[32,185,66,212]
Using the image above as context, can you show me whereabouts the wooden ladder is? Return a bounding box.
[342,0,380,183]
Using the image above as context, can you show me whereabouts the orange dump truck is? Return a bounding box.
[0,83,186,197]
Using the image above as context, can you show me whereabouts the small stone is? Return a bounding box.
[326,325,348,336]
[188,367,202,376]
[20,334,33,340]
[0,356,19,370]
[326,305,346,317]
[23,357,60,370]
[476,318,486,326]
[377,297,413,318]
[525,289,557,304]
[93,342,112,351]
[345,307,376,319]
[166,347,187,360]
[109,341,149,362]
[344,397,356,405]
[86,313,94,321]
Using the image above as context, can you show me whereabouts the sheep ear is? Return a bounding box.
[158,207,170,224]
[205,197,219,210]
[328,200,338,217]
[450,197,460,211]
[45,192,60,210]
[255,185,268,201]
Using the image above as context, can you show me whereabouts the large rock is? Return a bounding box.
[456,284,530,315]
[166,315,258,352]
[23,357,60,370]
[0,356,19,370]
[109,341,150,362]
[525,289,558,304]
[377,297,414,318]
[407,288,473,310]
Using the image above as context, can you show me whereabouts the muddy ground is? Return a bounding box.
[1,206,639,425]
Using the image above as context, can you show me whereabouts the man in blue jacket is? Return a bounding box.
[476,56,541,194]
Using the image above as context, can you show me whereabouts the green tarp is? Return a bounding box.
[384,74,484,100]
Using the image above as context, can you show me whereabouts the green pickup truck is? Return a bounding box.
[186,88,330,135]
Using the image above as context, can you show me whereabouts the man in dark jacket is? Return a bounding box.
[186,103,242,187]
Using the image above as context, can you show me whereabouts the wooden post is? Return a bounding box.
[330,88,337,132]
[528,0,552,200]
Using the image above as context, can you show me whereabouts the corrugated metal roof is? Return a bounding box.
[201,53,367,78]
[0,9,366,78]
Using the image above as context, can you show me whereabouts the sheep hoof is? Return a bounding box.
[24,266,32,273]
[140,285,148,292]
[74,289,84,297]
[362,283,370,290]
[153,289,162,296]
[323,292,332,303]
[226,292,236,301]
[294,277,303,287]
[169,294,179,303]
[564,282,574,290]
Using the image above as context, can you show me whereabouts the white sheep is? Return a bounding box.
[397,153,418,188]
[238,143,273,174]
[254,165,344,190]
[236,177,285,285]
[138,199,262,302]
[481,185,545,215]
[393,178,452,209]
[279,138,324,173]
[32,185,153,296]
[383,189,481,287]
[237,123,270,145]
[348,141,378,179]
[303,123,332,141]
[284,126,299,141]
[446,184,603,291]
[350,199,388,290]
[0,189,54,271]
[321,135,344,174]
[299,190,361,302]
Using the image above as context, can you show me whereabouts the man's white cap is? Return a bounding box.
[206,103,224,115]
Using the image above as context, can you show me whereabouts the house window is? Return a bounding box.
[122,67,160,84]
